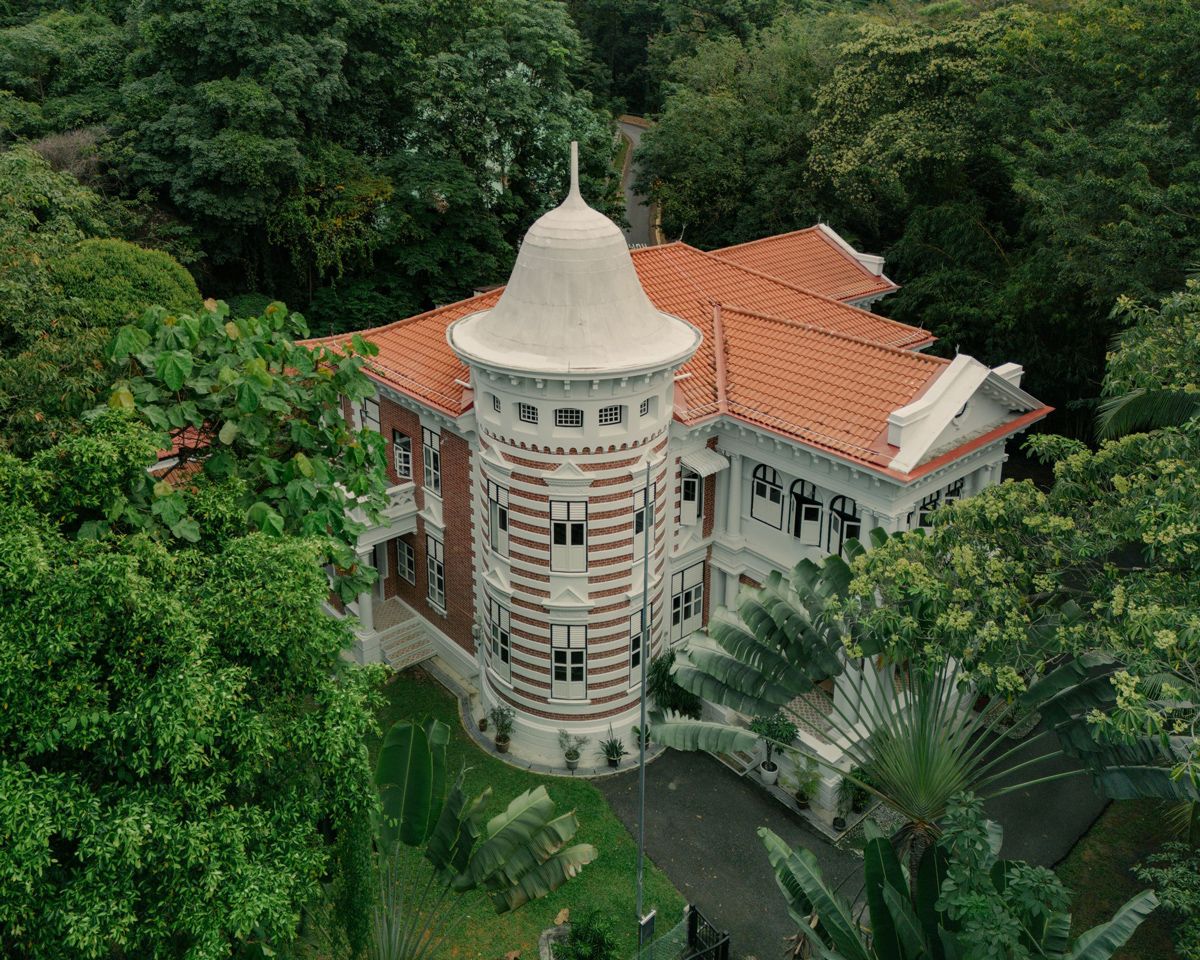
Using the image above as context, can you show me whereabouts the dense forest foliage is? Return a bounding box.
[2,0,1197,429]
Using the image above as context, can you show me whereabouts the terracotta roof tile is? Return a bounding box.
[712,226,898,302]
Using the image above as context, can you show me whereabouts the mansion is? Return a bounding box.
[322,147,1050,768]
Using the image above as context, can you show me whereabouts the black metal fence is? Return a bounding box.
[681,905,730,960]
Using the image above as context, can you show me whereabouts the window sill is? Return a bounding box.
[427,600,447,617]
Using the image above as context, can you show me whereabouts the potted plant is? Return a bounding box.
[489,704,515,754]
[750,711,797,786]
[782,763,821,810]
[631,724,651,750]
[598,726,628,768]
[836,770,872,823]
[478,715,488,732]
[558,729,589,772]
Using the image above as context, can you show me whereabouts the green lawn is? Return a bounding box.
[368,667,686,959]
[1056,800,1180,960]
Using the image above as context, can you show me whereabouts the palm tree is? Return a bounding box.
[317,716,597,960]
[1095,387,1200,439]
[651,534,1196,867]
[760,793,1157,960]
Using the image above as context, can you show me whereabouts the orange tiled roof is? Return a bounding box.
[712,227,898,303]
[305,239,979,476]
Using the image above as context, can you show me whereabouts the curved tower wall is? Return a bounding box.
[470,366,676,761]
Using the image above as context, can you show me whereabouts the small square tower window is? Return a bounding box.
[599,405,623,425]
[518,403,538,424]
[639,398,651,417]
[491,394,501,413]
[555,408,583,428]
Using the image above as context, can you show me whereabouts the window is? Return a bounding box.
[943,478,965,506]
[828,496,861,557]
[639,397,651,418]
[356,397,380,432]
[632,487,652,562]
[555,408,583,428]
[750,465,784,528]
[396,538,415,584]
[910,490,941,529]
[422,427,441,494]
[488,481,510,557]
[550,501,587,572]
[487,598,511,681]
[680,469,702,525]
[671,562,705,642]
[391,431,412,480]
[629,609,647,685]
[790,480,823,546]
[372,541,388,601]
[492,394,501,413]
[551,624,587,699]
[598,405,623,425]
[518,403,538,424]
[426,535,445,610]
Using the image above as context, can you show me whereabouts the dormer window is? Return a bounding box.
[598,405,623,425]
[518,403,538,424]
[555,408,583,428]
[750,465,783,528]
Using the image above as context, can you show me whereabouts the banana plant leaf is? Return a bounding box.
[476,810,580,891]
[460,786,557,889]
[1064,890,1158,960]
[425,773,490,877]
[864,835,910,960]
[881,884,930,960]
[490,843,598,913]
[649,716,759,756]
[375,717,449,847]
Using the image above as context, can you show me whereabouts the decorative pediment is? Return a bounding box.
[479,445,514,478]
[544,581,592,610]
[551,459,593,488]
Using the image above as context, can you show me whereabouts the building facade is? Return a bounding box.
[319,148,1051,768]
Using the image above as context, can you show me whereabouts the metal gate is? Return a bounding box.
[631,905,729,960]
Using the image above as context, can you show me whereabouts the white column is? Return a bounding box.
[723,569,740,608]
[355,548,375,634]
[725,452,743,537]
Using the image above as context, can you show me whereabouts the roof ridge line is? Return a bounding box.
[716,302,948,364]
[305,289,501,346]
[709,225,820,255]
[684,245,925,343]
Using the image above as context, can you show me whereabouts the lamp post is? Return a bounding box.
[636,457,654,954]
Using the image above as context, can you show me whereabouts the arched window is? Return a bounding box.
[790,479,823,546]
[750,465,784,528]
[828,495,861,556]
[908,490,941,529]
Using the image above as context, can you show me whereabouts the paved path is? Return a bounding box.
[597,740,1106,959]
[617,116,655,247]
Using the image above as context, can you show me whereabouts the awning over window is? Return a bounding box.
[681,448,730,478]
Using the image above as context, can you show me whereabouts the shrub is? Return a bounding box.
[647,650,702,719]
[1135,841,1200,960]
[556,909,619,960]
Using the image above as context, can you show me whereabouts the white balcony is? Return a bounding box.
[349,481,418,547]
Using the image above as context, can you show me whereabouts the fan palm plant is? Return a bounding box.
[651,533,1197,866]
[322,716,597,960]
[1095,387,1200,439]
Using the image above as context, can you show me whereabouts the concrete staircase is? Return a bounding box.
[378,605,434,671]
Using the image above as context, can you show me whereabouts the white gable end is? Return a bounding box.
[887,355,1040,473]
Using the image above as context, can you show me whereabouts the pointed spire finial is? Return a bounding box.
[567,140,582,204]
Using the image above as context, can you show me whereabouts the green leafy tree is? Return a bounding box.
[0,415,382,959]
[1135,841,1200,960]
[762,792,1157,960]
[105,298,389,597]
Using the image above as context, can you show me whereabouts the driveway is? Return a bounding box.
[617,115,655,248]
[598,740,1107,959]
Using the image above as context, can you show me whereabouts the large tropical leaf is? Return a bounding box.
[881,884,930,960]
[460,786,557,889]
[490,843,598,912]
[864,835,910,960]
[1096,387,1200,439]
[1064,890,1158,960]
[375,717,449,847]
[476,810,580,891]
[425,773,490,877]
[648,716,758,756]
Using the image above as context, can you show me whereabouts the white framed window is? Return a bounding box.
[943,477,965,506]
[355,397,380,432]
[518,402,538,424]
[555,408,583,428]
[372,540,388,601]
[551,624,587,699]
[487,481,509,557]
[790,479,822,546]
[828,496,862,556]
[487,598,511,681]
[550,501,587,572]
[396,537,415,584]
[671,562,705,642]
[426,535,445,611]
[750,465,783,528]
[629,608,649,686]
[422,427,441,495]
[491,394,501,413]
[911,490,940,529]
[680,469,702,525]
[639,397,651,417]
[391,431,412,480]
[598,405,622,425]
[632,487,652,562]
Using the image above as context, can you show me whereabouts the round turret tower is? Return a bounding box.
[448,144,701,763]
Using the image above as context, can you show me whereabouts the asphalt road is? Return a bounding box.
[617,117,655,248]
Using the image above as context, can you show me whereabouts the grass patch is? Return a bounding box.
[368,667,686,959]
[1056,800,1180,960]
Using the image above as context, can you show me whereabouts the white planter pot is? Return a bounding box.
[759,762,779,786]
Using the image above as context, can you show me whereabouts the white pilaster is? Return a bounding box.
[725,452,743,537]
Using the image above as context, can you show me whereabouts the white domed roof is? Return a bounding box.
[448,144,700,377]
